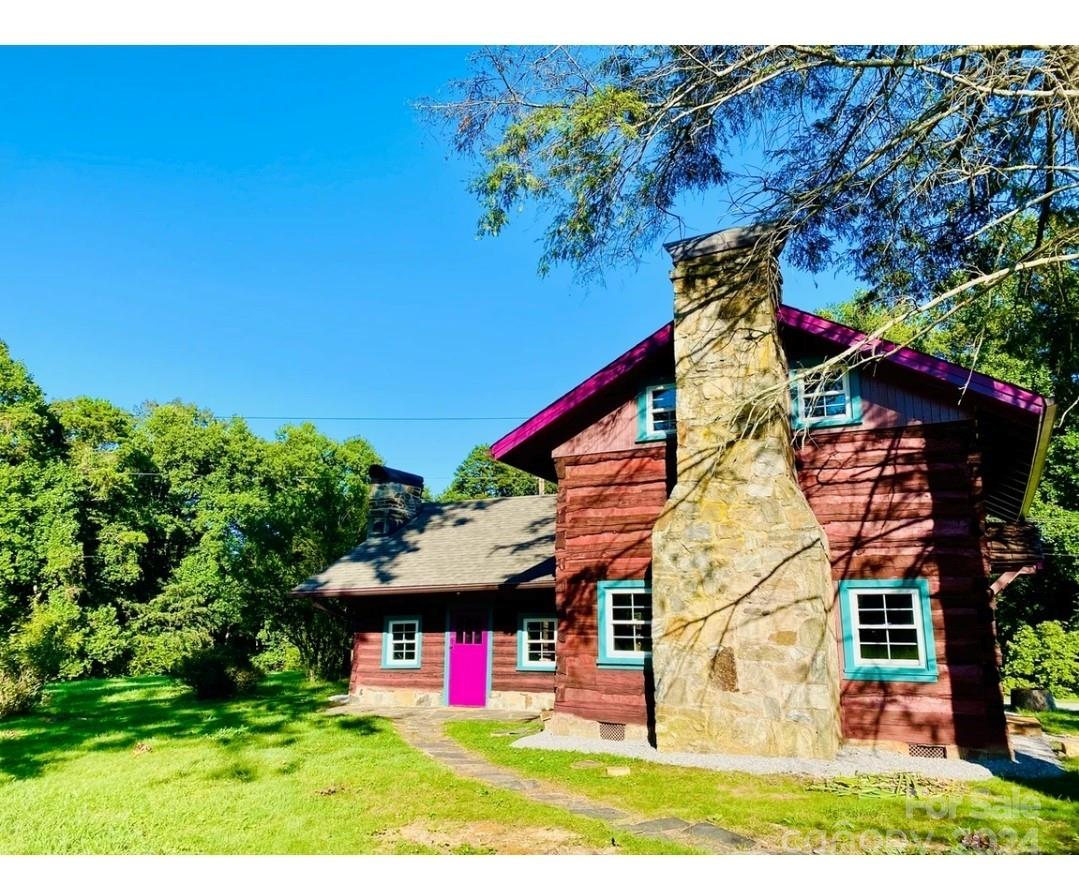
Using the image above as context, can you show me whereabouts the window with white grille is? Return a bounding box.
[518,615,557,671]
[598,581,652,666]
[382,616,421,668]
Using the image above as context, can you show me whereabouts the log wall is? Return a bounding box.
[348,589,557,698]
[797,421,1008,753]
[553,445,669,726]
[550,419,1008,754]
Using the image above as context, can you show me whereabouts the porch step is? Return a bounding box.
[1006,713,1044,738]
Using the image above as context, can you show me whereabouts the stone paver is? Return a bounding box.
[331,704,755,854]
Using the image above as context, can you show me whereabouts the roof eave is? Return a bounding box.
[1018,398,1057,519]
[290,578,557,598]
[492,305,1050,470]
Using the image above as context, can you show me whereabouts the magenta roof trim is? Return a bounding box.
[777,305,1046,415]
[491,305,1046,462]
[490,322,672,461]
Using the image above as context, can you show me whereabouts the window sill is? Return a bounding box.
[793,415,862,430]
[843,665,938,683]
[596,657,649,670]
[381,662,422,670]
[635,431,673,444]
[516,662,556,672]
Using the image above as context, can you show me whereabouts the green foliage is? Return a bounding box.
[171,646,262,700]
[441,444,548,501]
[8,592,86,680]
[0,675,675,853]
[0,343,80,628]
[1002,622,1079,697]
[4,592,127,681]
[0,337,381,684]
[0,665,43,720]
[821,226,1079,652]
[433,46,1077,305]
[449,719,1079,853]
[250,628,303,673]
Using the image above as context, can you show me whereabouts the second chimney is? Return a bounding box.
[367,466,424,538]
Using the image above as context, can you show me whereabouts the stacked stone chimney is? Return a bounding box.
[367,466,424,538]
[650,227,842,758]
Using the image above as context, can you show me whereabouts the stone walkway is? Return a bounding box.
[328,703,754,854]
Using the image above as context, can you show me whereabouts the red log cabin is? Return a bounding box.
[294,237,1052,761]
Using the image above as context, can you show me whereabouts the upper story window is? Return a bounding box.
[517,614,557,671]
[597,580,652,668]
[637,382,676,442]
[381,616,422,669]
[838,579,937,683]
[790,360,863,429]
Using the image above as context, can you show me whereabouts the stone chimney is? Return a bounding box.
[650,226,842,758]
[367,466,424,538]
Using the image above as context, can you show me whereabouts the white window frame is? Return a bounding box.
[794,367,854,426]
[597,580,652,667]
[382,616,422,669]
[638,382,676,441]
[849,588,927,669]
[517,614,557,671]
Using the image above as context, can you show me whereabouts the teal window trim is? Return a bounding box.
[485,607,494,702]
[636,381,676,443]
[381,614,423,669]
[517,613,558,672]
[441,607,451,704]
[838,579,938,683]
[789,357,863,430]
[597,579,652,669]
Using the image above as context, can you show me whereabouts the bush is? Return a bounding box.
[129,628,212,677]
[171,647,262,700]
[7,593,128,681]
[10,592,86,680]
[251,629,304,673]
[0,665,45,719]
[1002,621,1079,698]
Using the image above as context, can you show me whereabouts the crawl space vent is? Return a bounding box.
[908,743,947,759]
[599,722,626,742]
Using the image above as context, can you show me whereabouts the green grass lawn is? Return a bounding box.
[447,720,1079,854]
[1024,709,1079,737]
[0,674,682,854]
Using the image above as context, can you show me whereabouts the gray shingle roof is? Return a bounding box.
[293,495,556,596]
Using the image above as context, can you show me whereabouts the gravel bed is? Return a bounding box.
[511,732,1063,781]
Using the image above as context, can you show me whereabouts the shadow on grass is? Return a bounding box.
[1005,767,1079,805]
[0,672,382,782]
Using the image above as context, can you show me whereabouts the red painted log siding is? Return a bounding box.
[347,590,556,698]
[492,589,559,694]
[796,421,1009,753]
[349,595,446,694]
[550,418,1007,752]
[553,446,669,725]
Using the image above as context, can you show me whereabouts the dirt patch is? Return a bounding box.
[382,820,617,854]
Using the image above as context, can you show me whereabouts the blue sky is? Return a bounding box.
[1,47,859,493]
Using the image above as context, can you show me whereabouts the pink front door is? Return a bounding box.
[448,610,488,706]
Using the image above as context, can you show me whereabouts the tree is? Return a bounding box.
[441,444,547,501]
[426,46,1078,355]
[0,342,80,632]
[0,337,383,683]
[821,227,1079,646]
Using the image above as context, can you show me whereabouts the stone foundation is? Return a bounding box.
[349,686,442,708]
[544,711,650,742]
[842,737,1014,761]
[348,685,553,713]
[651,227,842,758]
[488,690,555,712]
